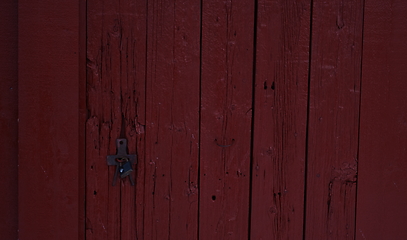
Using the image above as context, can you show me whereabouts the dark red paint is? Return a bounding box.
[144,0,200,239]
[0,0,18,239]
[304,0,364,239]
[200,0,254,239]
[355,1,407,239]
[5,1,407,239]
[250,1,310,239]
[86,0,147,239]
[18,0,84,239]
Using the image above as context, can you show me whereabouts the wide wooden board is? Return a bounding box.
[86,0,147,239]
[18,0,83,239]
[304,0,364,239]
[200,1,254,239]
[355,1,407,239]
[143,0,200,239]
[250,0,310,239]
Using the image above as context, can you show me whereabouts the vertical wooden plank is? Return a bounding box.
[18,0,82,239]
[355,1,407,239]
[86,0,147,239]
[86,1,119,239]
[250,0,310,239]
[119,1,147,239]
[144,0,201,239]
[79,1,87,239]
[304,0,363,239]
[200,0,254,239]
[0,0,18,239]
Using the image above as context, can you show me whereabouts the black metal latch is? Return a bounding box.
[107,139,137,186]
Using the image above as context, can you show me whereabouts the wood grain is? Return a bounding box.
[355,1,407,239]
[200,0,254,239]
[143,0,200,239]
[86,0,147,239]
[13,0,407,239]
[250,0,310,239]
[18,0,82,239]
[304,0,364,239]
[0,0,18,239]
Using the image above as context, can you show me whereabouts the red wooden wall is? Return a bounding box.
[1,0,407,239]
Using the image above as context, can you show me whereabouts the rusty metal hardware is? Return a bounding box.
[106,139,137,186]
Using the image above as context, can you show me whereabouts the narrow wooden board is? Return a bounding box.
[0,0,18,239]
[116,1,147,239]
[86,0,147,239]
[143,0,201,239]
[18,0,82,239]
[304,0,363,239]
[250,0,311,239]
[86,2,119,239]
[355,1,407,239]
[200,1,254,239]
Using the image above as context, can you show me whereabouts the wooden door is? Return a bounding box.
[83,0,407,239]
[8,0,407,239]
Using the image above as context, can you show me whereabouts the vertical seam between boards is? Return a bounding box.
[142,0,149,237]
[302,0,314,239]
[353,0,366,238]
[248,0,258,239]
[83,0,88,238]
[197,0,203,239]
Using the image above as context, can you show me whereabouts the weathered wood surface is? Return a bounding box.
[144,0,200,239]
[86,0,147,239]
[199,0,255,239]
[83,0,407,239]
[355,0,407,239]
[0,0,18,239]
[9,0,407,239]
[18,0,83,239]
[304,0,364,239]
[250,0,310,239]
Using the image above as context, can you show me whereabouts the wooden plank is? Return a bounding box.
[304,0,363,239]
[355,1,407,239]
[250,0,310,239]
[143,0,200,239]
[119,1,147,239]
[79,1,87,239]
[0,0,18,239]
[86,0,147,239]
[199,0,254,239]
[18,0,83,239]
[86,1,119,239]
